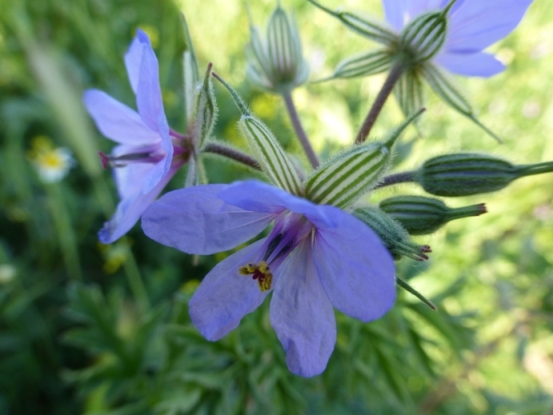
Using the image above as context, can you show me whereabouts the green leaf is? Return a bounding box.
[396,276,436,310]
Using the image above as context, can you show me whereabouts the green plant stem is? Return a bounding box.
[282,90,319,168]
[46,183,82,281]
[122,247,150,311]
[355,63,404,144]
[374,171,416,189]
[204,142,261,170]
[516,161,553,177]
[447,204,487,220]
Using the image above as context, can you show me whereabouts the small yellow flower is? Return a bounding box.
[28,136,75,183]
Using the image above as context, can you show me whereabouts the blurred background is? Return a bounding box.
[1,0,553,413]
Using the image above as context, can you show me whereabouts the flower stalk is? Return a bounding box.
[203,142,261,171]
[355,63,404,144]
[282,90,319,168]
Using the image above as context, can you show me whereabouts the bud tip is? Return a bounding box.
[477,203,487,215]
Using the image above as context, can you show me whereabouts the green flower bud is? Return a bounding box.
[212,72,302,195]
[304,109,424,208]
[379,195,487,235]
[246,4,309,93]
[415,153,553,197]
[353,206,431,261]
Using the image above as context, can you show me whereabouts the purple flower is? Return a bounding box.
[84,30,187,243]
[383,0,533,77]
[142,180,396,377]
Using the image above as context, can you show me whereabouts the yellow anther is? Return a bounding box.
[238,263,256,275]
[258,271,273,292]
[258,261,269,273]
[238,260,274,292]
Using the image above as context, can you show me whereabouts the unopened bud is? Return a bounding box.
[354,206,431,261]
[379,195,487,235]
[415,153,553,197]
[247,5,309,93]
[304,109,424,208]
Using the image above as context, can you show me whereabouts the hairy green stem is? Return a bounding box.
[374,171,416,189]
[204,142,261,170]
[516,161,553,177]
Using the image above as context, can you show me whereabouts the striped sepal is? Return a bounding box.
[304,142,391,208]
[422,64,501,142]
[307,0,397,45]
[330,49,391,79]
[305,109,424,208]
[267,6,302,83]
[239,116,302,195]
[399,12,447,64]
[394,70,425,120]
[213,73,301,194]
[246,63,272,90]
[181,14,199,123]
[249,24,274,83]
[192,63,217,150]
[421,64,471,115]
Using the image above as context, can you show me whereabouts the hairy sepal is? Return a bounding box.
[395,70,425,121]
[192,64,218,150]
[422,64,471,115]
[239,116,302,195]
[304,142,391,208]
[181,14,199,123]
[353,206,430,261]
[304,109,423,208]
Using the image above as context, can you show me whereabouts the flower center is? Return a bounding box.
[238,261,273,292]
[237,212,313,292]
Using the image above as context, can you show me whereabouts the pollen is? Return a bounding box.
[238,260,273,292]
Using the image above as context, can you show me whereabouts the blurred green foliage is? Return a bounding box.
[0,0,553,414]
